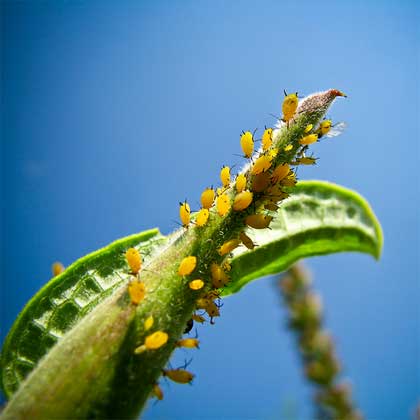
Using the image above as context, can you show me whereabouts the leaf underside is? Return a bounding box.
[0,229,167,398]
[0,181,382,400]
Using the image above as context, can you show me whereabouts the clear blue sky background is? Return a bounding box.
[1,0,419,418]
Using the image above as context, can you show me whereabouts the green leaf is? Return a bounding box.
[0,229,168,399]
[1,180,382,412]
[224,180,383,296]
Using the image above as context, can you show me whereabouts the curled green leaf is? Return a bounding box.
[224,180,383,296]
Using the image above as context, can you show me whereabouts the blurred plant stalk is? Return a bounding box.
[279,264,362,420]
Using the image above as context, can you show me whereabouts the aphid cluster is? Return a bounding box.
[123,247,198,401]
[174,88,347,331]
[125,89,346,403]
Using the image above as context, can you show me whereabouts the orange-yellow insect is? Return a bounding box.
[233,190,253,211]
[239,231,255,249]
[299,134,318,145]
[296,157,317,165]
[304,124,313,133]
[222,260,232,271]
[52,262,65,277]
[178,256,197,276]
[126,247,142,274]
[252,172,271,193]
[268,148,279,160]
[144,316,154,331]
[220,166,231,187]
[264,202,279,211]
[152,384,163,400]
[317,120,332,137]
[216,193,230,216]
[179,201,191,227]
[176,338,200,349]
[262,128,273,151]
[281,172,297,187]
[192,313,206,323]
[218,239,241,256]
[251,155,272,175]
[271,164,290,184]
[189,279,205,290]
[235,174,247,193]
[135,330,169,354]
[240,131,254,158]
[196,298,220,319]
[210,263,230,288]
[128,279,146,305]
[201,188,215,209]
[196,208,209,227]
[245,214,273,229]
[163,369,195,384]
[145,331,168,350]
[282,91,299,123]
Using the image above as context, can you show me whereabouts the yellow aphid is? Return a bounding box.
[252,172,271,193]
[178,256,197,276]
[52,262,65,277]
[196,298,220,318]
[299,134,318,145]
[176,338,200,349]
[304,124,313,133]
[318,120,332,137]
[239,231,255,249]
[284,144,293,152]
[262,128,273,151]
[220,166,231,187]
[240,131,254,158]
[145,331,168,350]
[296,157,317,165]
[201,188,215,209]
[233,190,253,211]
[205,301,220,319]
[128,279,146,305]
[218,239,241,256]
[196,298,212,310]
[189,279,205,290]
[281,172,297,187]
[235,174,247,193]
[282,91,299,123]
[216,193,231,216]
[152,384,163,401]
[265,202,279,211]
[163,369,195,384]
[271,164,290,184]
[268,148,279,159]
[210,263,230,288]
[192,314,206,323]
[179,201,191,227]
[126,247,142,274]
[144,316,154,331]
[222,261,232,271]
[196,208,209,227]
[245,214,273,229]
[251,155,272,175]
[265,185,289,202]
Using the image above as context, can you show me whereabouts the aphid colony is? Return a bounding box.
[124,89,345,402]
[124,247,198,400]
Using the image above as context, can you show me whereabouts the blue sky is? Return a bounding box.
[1,0,419,418]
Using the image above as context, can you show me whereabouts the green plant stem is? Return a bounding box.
[1,90,348,419]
